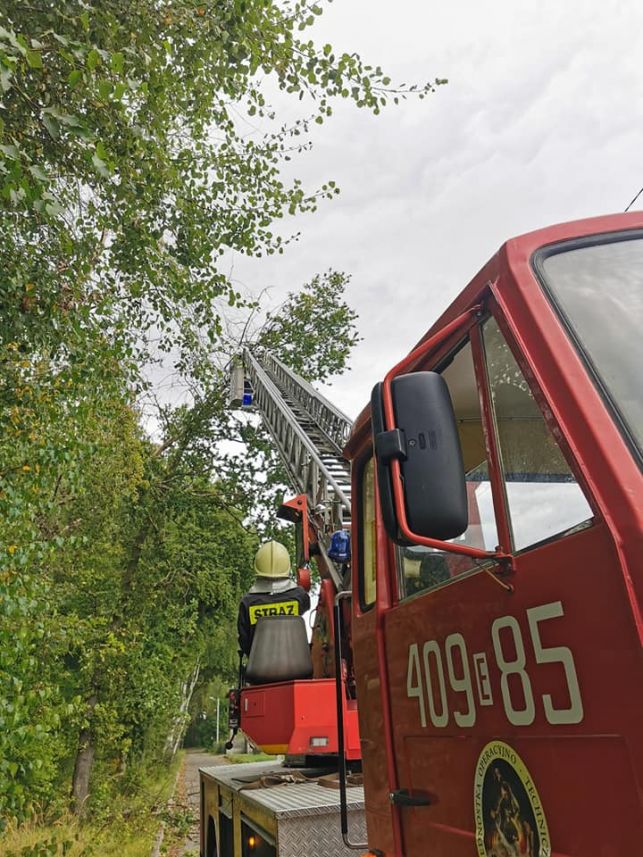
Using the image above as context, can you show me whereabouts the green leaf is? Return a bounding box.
[45,199,63,216]
[0,143,20,159]
[41,114,60,139]
[86,49,100,70]
[54,111,85,128]
[0,67,12,92]
[68,69,82,88]
[51,32,70,47]
[92,152,111,178]
[68,124,94,141]
[25,49,43,69]
[0,26,26,54]
[28,164,49,181]
[111,52,125,74]
[97,79,113,99]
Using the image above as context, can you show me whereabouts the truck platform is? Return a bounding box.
[200,760,366,857]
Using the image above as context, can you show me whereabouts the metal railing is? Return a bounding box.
[244,351,352,524]
[260,352,353,454]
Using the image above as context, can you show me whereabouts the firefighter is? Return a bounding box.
[237,540,310,657]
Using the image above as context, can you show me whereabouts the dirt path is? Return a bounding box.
[173,749,227,856]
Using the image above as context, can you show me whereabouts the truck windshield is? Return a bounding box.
[539,237,643,460]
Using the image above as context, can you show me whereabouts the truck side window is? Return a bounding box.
[360,457,377,608]
[398,338,499,599]
[482,316,593,551]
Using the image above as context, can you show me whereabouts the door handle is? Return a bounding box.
[389,789,431,807]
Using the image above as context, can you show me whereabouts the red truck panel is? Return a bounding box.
[240,678,361,760]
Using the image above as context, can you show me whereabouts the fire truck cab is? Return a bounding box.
[347,212,643,856]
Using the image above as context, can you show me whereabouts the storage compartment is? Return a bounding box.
[240,678,360,759]
[241,816,277,857]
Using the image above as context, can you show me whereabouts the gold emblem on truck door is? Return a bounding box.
[474,741,550,857]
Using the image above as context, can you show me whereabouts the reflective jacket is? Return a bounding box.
[237,582,310,657]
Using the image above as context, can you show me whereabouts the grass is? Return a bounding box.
[225,752,277,764]
[1,817,159,857]
[1,756,183,857]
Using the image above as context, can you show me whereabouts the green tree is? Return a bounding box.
[0,1,441,383]
[257,270,360,382]
[0,0,443,824]
[0,352,140,819]
[0,268,361,820]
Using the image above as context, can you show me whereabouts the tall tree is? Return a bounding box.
[0,266,362,820]
[0,0,444,823]
[0,0,441,384]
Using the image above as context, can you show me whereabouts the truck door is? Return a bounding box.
[381,307,642,855]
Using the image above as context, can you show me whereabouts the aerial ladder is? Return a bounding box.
[228,348,360,759]
[238,349,352,589]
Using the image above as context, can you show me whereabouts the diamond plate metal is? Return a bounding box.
[277,808,367,857]
[241,782,364,819]
[200,763,364,818]
[201,762,367,855]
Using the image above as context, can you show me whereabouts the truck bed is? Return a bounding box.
[200,761,366,857]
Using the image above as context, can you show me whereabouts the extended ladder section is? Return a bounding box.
[233,351,361,769]
[243,349,353,533]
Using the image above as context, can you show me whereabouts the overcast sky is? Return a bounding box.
[224,0,642,419]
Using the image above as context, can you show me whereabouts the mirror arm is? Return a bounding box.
[374,428,407,464]
[381,304,511,563]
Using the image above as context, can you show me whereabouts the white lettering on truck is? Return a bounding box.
[405,600,584,728]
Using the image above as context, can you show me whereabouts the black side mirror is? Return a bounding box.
[371,372,468,544]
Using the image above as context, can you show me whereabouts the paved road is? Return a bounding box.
[176,750,227,856]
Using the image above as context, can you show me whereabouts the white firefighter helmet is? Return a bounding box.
[254,540,291,578]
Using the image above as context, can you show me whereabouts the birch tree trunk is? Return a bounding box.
[165,663,200,759]
[71,694,97,815]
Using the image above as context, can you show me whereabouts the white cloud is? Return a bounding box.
[224,0,643,418]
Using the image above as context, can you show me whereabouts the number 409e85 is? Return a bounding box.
[406,600,584,729]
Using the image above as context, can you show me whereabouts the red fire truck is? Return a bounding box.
[202,212,643,856]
